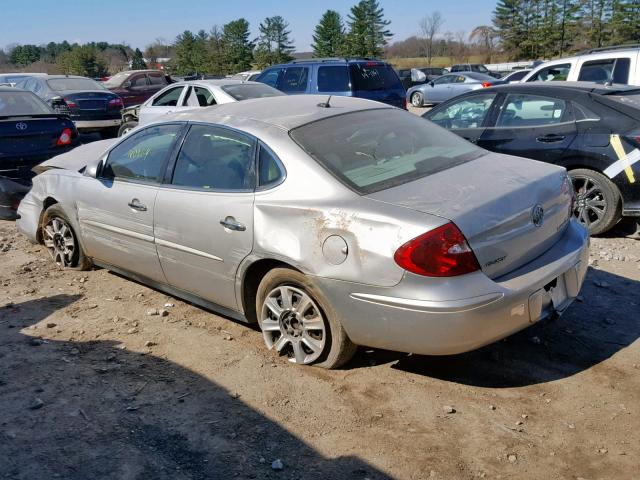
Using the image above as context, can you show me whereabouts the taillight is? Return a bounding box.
[63,98,77,108]
[481,82,493,88]
[108,97,123,108]
[394,222,480,277]
[56,128,73,146]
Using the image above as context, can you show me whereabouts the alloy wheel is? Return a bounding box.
[259,285,326,365]
[43,217,76,268]
[571,174,607,231]
[411,92,422,107]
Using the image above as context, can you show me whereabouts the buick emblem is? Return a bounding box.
[15,122,28,131]
[531,204,544,227]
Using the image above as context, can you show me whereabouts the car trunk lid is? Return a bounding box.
[0,115,74,155]
[367,152,573,278]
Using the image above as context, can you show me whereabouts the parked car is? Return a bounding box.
[17,95,588,368]
[0,86,79,182]
[227,70,262,82]
[423,82,640,234]
[397,67,447,89]
[0,72,48,87]
[501,69,532,83]
[256,58,406,109]
[522,45,640,85]
[120,80,284,136]
[407,72,505,107]
[102,70,173,107]
[450,64,502,79]
[16,75,123,138]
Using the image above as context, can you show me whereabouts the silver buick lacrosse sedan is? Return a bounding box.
[17,95,589,368]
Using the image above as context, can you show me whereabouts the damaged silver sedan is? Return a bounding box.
[17,95,589,368]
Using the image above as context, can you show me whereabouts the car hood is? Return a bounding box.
[32,138,116,174]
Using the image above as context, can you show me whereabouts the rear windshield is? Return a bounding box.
[349,63,403,91]
[221,83,284,101]
[0,91,52,116]
[290,109,484,194]
[47,78,105,91]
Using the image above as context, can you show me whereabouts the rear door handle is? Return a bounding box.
[127,199,147,211]
[220,216,246,232]
[536,134,566,143]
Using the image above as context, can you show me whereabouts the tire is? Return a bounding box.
[569,168,621,235]
[256,268,357,369]
[41,204,92,270]
[118,121,138,137]
[410,91,423,108]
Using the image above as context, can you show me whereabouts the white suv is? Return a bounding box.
[522,46,640,86]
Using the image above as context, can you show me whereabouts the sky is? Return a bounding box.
[0,0,493,52]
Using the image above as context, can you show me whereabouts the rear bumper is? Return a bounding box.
[74,118,121,130]
[314,220,589,355]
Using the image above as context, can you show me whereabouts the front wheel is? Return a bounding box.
[410,91,424,108]
[256,268,356,368]
[118,121,138,137]
[41,204,92,270]
[569,168,621,235]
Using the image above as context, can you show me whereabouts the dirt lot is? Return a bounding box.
[1,215,639,480]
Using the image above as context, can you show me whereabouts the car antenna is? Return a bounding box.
[317,95,332,108]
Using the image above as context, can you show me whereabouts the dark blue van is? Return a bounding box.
[255,58,407,109]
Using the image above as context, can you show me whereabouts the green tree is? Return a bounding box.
[208,26,226,75]
[131,48,147,69]
[254,16,295,68]
[56,46,107,77]
[173,30,197,74]
[9,45,41,66]
[609,0,640,44]
[222,19,254,73]
[344,0,392,57]
[311,10,345,57]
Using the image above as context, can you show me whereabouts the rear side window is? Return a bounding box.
[258,145,285,188]
[279,67,309,93]
[578,58,631,84]
[152,86,184,106]
[290,109,483,194]
[183,86,216,107]
[527,63,571,82]
[349,63,403,91]
[496,94,569,127]
[317,66,350,92]
[102,124,182,183]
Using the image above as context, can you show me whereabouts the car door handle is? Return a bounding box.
[220,217,246,231]
[536,134,566,143]
[127,199,147,211]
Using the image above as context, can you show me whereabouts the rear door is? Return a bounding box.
[479,92,577,164]
[154,123,256,310]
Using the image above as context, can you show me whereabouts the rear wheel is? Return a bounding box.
[118,121,138,137]
[569,168,621,235]
[411,91,424,108]
[42,205,92,270]
[256,268,356,369]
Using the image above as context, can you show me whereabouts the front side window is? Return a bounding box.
[130,75,148,88]
[152,86,184,106]
[496,94,568,127]
[148,74,166,86]
[433,75,455,85]
[528,63,571,82]
[171,125,255,190]
[279,67,309,93]
[102,124,182,182]
[428,94,497,129]
[578,58,631,84]
[290,109,484,194]
[317,66,350,92]
[257,68,284,88]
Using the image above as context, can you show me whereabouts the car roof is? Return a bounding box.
[42,75,95,80]
[0,86,28,92]
[163,94,392,131]
[173,79,262,87]
[265,58,391,69]
[485,81,639,95]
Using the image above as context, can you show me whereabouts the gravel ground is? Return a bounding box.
[1,215,639,480]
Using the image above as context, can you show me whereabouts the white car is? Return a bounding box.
[522,46,640,86]
[227,70,262,82]
[124,80,283,134]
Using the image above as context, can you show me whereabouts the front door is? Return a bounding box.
[479,93,577,163]
[138,85,187,126]
[154,123,256,310]
[427,92,498,144]
[75,123,185,282]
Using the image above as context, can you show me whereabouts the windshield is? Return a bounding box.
[102,72,132,88]
[221,83,285,101]
[47,78,105,91]
[475,65,489,73]
[0,91,52,116]
[349,63,403,92]
[290,109,484,194]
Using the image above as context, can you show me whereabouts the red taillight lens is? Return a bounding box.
[108,97,123,108]
[63,98,77,108]
[56,128,73,146]
[481,82,493,88]
[394,222,480,277]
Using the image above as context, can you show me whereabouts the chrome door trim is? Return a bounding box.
[82,220,154,243]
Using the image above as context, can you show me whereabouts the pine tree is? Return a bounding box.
[311,10,345,57]
[222,19,254,73]
[131,48,147,69]
[345,0,392,57]
[493,0,525,59]
[254,16,295,68]
[173,30,197,74]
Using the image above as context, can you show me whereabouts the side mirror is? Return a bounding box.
[85,158,103,179]
[429,81,435,87]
